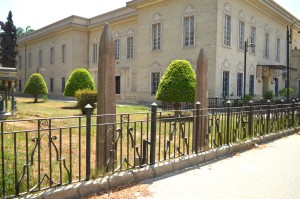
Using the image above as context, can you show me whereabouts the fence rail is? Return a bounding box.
[1,100,299,198]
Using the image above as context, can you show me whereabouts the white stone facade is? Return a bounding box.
[16,0,300,103]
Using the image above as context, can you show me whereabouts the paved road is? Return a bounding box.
[138,133,300,199]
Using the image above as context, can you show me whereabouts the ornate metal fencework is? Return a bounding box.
[0,101,300,198]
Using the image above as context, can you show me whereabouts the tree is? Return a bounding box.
[23,73,48,103]
[16,26,34,37]
[0,11,17,68]
[156,60,195,111]
[279,87,294,98]
[64,68,95,97]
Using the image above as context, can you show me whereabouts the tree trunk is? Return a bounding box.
[34,94,38,103]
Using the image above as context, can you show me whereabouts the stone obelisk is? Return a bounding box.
[195,48,208,149]
[96,23,116,173]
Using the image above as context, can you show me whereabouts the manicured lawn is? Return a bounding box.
[8,97,150,120]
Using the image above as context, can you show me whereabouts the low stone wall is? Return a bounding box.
[24,128,299,199]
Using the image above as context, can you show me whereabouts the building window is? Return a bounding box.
[93,44,98,63]
[222,71,230,97]
[114,39,120,60]
[264,32,269,58]
[127,36,134,59]
[183,15,195,46]
[18,55,22,69]
[237,73,243,97]
[238,21,245,50]
[28,52,32,68]
[151,72,160,95]
[274,78,279,97]
[276,38,280,61]
[61,77,65,92]
[18,80,22,92]
[50,78,54,92]
[152,22,161,51]
[50,47,55,64]
[298,80,300,95]
[249,74,255,96]
[224,15,231,46]
[250,27,256,54]
[39,50,43,67]
[62,44,66,63]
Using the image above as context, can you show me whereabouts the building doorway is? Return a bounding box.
[116,76,120,94]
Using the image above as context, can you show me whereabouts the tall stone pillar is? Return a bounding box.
[96,23,116,173]
[195,48,208,149]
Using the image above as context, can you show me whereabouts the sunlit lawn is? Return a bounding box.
[8,97,150,120]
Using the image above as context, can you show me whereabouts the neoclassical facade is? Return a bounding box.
[16,0,300,103]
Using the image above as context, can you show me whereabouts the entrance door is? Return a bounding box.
[115,76,120,94]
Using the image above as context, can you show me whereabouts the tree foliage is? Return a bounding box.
[16,26,34,37]
[0,11,17,68]
[156,60,195,104]
[23,73,48,103]
[75,89,97,115]
[64,68,95,97]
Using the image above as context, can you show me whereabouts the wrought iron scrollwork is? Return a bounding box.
[17,132,70,195]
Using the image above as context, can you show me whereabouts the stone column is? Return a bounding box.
[195,48,208,149]
[96,23,116,173]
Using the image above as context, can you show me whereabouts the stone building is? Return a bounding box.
[16,0,300,104]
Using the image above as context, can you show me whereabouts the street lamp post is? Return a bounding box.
[287,21,300,102]
[243,37,255,105]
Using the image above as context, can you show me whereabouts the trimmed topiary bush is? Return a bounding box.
[156,60,195,111]
[75,89,97,114]
[23,73,48,103]
[64,68,95,97]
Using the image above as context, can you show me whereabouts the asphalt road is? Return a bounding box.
[138,133,300,199]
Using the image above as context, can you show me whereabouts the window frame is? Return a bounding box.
[250,26,256,54]
[275,37,280,62]
[150,72,161,95]
[115,39,120,60]
[222,70,230,97]
[236,72,243,97]
[183,14,195,47]
[264,32,270,59]
[238,20,245,51]
[223,14,231,47]
[50,77,54,92]
[62,44,66,63]
[50,47,55,65]
[127,36,134,59]
[38,50,43,67]
[152,22,162,51]
[249,74,255,96]
[61,77,65,92]
[92,43,98,63]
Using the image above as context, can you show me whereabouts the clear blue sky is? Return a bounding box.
[0,0,300,30]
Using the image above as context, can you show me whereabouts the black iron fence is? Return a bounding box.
[1,100,300,198]
[162,97,299,110]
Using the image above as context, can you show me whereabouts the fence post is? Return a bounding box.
[215,96,218,108]
[226,101,231,145]
[266,100,271,134]
[85,104,92,180]
[248,101,253,138]
[292,99,295,128]
[150,102,157,165]
[195,101,200,153]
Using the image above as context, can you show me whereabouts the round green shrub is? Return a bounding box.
[156,60,195,103]
[64,68,95,97]
[23,73,48,103]
[75,89,97,115]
